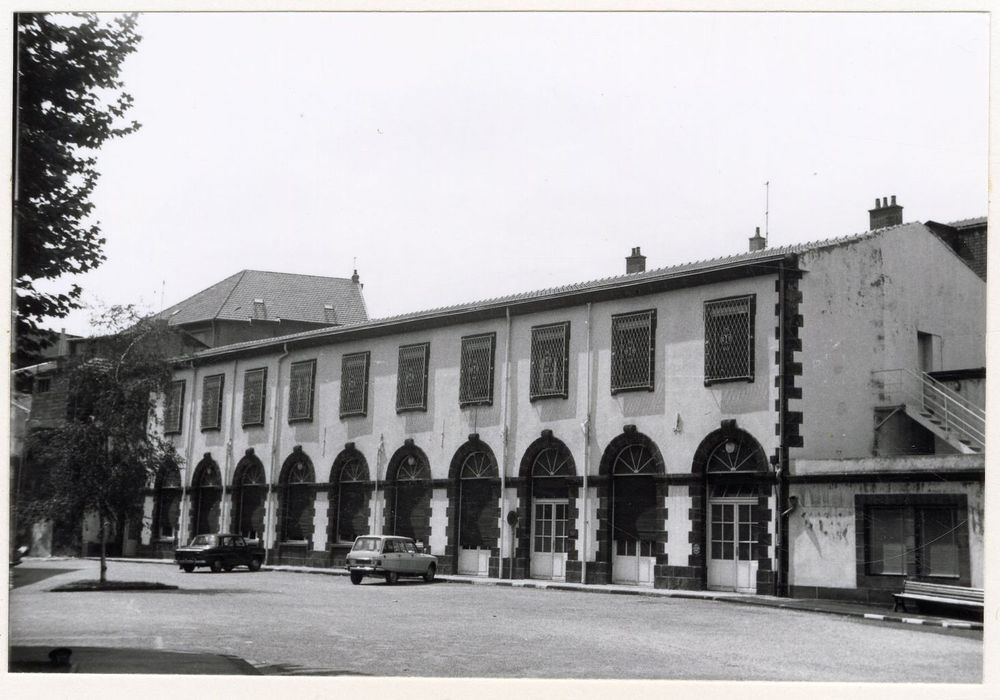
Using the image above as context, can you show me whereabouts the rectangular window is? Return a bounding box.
[459,333,496,406]
[200,374,224,431]
[530,322,570,400]
[704,295,755,384]
[340,352,370,418]
[288,360,317,422]
[164,380,185,435]
[242,368,267,427]
[611,309,656,393]
[396,343,430,412]
[863,499,965,581]
[35,377,52,393]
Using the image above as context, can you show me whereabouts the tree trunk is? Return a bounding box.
[99,512,108,584]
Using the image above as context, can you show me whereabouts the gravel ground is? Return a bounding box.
[9,559,983,682]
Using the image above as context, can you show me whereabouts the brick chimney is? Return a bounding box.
[626,247,646,274]
[868,195,903,230]
[748,227,766,252]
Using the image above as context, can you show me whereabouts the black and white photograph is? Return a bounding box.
[6,3,995,697]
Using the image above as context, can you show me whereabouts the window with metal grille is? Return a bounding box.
[611,310,656,393]
[396,343,429,412]
[288,360,316,422]
[242,368,267,427]
[164,380,185,435]
[200,374,224,431]
[460,333,496,406]
[530,322,570,400]
[340,352,370,418]
[704,295,755,384]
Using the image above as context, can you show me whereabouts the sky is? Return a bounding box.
[31,11,990,337]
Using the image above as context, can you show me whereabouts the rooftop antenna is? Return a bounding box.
[764,180,770,246]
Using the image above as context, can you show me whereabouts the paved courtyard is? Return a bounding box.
[8,559,982,682]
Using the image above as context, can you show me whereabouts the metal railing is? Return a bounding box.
[872,368,985,450]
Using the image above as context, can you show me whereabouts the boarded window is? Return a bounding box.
[340,352,370,418]
[530,322,570,400]
[200,374,224,431]
[164,380,185,435]
[242,368,267,427]
[396,343,430,412]
[459,333,496,406]
[704,295,755,384]
[611,310,656,393]
[288,360,316,422]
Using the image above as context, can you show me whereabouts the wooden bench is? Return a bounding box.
[893,580,984,616]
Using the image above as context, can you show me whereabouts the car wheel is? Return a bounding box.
[210,559,223,573]
[350,571,364,585]
[248,557,262,572]
[423,564,436,583]
[385,570,398,585]
[181,564,195,573]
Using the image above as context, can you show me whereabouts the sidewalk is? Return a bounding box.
[90,555,984,631]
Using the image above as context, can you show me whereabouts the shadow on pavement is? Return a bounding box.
[9,567,76,589]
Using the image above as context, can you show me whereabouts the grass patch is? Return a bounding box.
[50,580,178,592]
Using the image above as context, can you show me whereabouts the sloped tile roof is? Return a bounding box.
[158,270,368,327]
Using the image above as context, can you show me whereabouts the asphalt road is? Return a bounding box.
[9,559,983,681]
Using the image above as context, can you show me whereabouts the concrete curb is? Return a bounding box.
[84,556,983,631]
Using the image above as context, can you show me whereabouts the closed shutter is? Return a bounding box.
[288,360,316,422]
[242,368,267,426]
[164,380,185,434]
[459,334,496,406]
[340,352,370,417]
[200,374,224,430]
[396,343,430,411]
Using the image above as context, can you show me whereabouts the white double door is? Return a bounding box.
[530,499,568,581]
[707,498,758,592]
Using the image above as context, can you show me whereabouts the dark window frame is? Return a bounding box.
[242,367,268,428]
[529,322,571,401]
[288,359,317,423]
[610,309,656,394]
[34,377,52,394]
[200,374,225,432]
[459,333,496,407]
[396,343,430,413]
[340,351,371,418]
[704,294,756,385]
[164,380,185,435]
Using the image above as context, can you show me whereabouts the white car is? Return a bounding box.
[345,535,437,585]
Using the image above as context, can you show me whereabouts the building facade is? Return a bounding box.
[137,213,985,602]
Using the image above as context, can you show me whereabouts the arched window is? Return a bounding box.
[387,443,432,545]
[234,457,267,541]
[531,446,574,478]
[705,435,767,474]
[281,454,315,542]
[334,450,370,544]
[154,462,182,540]
[611,443,658,475]
[191,455,222,535]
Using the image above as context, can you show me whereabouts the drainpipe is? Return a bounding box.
[500,307,512,578]
[581,302,593,584]
[222,357,239,531]
[265,343,290,564]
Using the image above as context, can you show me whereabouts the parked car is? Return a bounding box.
[345,535,437,585]
[174,533,264,573]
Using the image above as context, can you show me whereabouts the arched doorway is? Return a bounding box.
[278,447,316,544]
[330,446,371,546]
[190,454,222,536]
[518,431,577,582]
[232,449,267,541]
[447,436,500,576]
[693,424,771,593]
[385,441,432,550]
[599,427,665,587]
[153,461,182,543]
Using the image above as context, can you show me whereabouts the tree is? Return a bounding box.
[25,306,182,584]
[14,13,142,367]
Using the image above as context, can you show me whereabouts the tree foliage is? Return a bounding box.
[14,13,141,366]
[25,306,182,581]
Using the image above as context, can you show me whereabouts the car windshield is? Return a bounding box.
[351,537,381,552]
[189,535,217,546]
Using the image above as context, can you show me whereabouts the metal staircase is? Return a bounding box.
[872,369,985,454]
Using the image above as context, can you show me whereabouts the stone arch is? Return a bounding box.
[384,439,432,548]
[691,423,770,476]
[598,425,665,476]
[152,460,182,542]
[446,434,500,575]
[328,444,371,546]
[189,453,222,536]
[277,445,316,544]
[231,449,267,539]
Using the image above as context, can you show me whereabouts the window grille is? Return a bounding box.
[396,456,430,481]
[612,444,657,475]
[164,380,185,435]
[340,352,370,418]
[35,377,51,393]
[704,295,755,384]
[611,310,656,393]
[200,374,224,431]
[288,360,316,422]
[396,343,429,412]
[460,451,495,479]
[340,458,367,483]
[460,334,496,406]
[530,322,570,400]
[706,436,765,473]
[532,446,573,477]
[242,368,267,427]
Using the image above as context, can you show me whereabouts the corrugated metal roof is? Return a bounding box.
[191,223,915,361]
[158,270,368,327]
